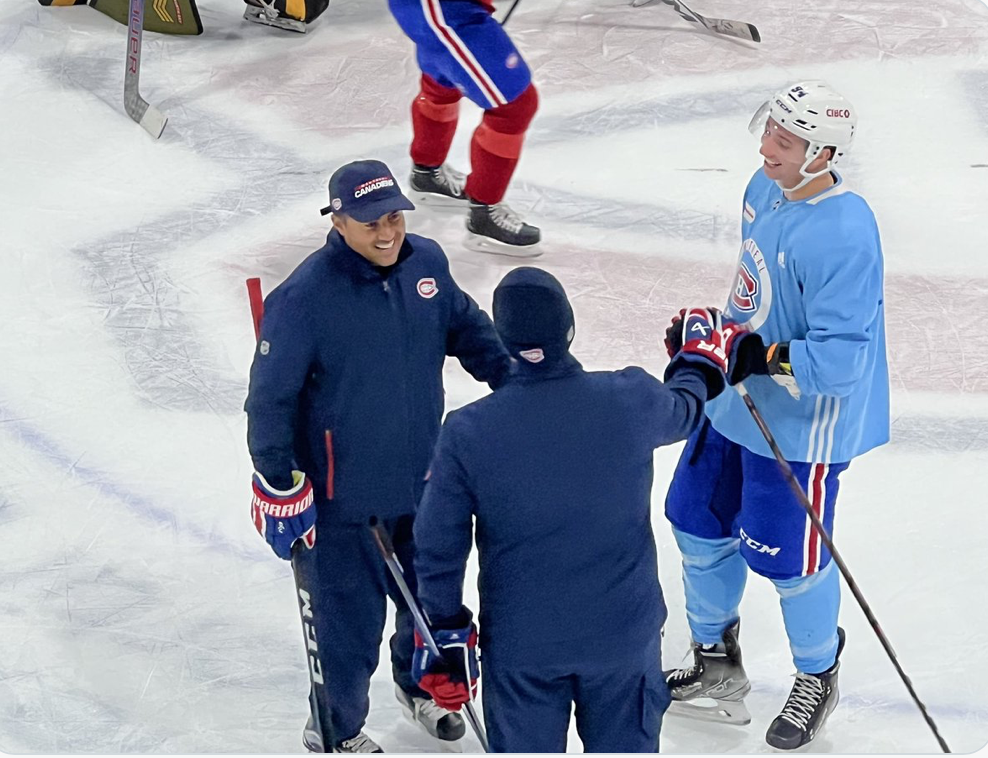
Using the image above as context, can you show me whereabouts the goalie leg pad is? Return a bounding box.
[91,0,202,34]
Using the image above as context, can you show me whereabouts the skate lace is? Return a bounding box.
[436,166,466,196]
[340,732,380,753]
[669,644,720,684]
[778,673,826,730]
[668,661,699,683]
[489,203,524,233]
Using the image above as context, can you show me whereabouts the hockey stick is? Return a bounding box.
[501,0,521,25]
[368,520,491,754]
[246,277,338,754]
[631,0,760,43]
[735,383,950,753]
[125,0,168,137]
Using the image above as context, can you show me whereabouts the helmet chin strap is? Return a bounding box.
[775,148,833,194]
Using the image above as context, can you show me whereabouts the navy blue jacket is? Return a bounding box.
[414,356,710,668]
[245,230,510,524]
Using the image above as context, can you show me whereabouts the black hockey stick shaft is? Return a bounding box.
[369,521,490,753]
[247,278,338,753]
[501,0,521,25]
[736,383,949,753]
[291,542,339,753]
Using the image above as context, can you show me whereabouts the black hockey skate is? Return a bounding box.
[409,164,467,208]
[765,627,845,750]
[465,199,541,257]
[663,620,752,725]
[395,684,465,751]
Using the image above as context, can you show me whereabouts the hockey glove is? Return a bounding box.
[665,308,728,399]
[251,470,316,560]
[723,327,793,384]
[412,607,480,712]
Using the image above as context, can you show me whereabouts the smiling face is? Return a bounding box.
[332,211,406,266]
[758,117,831,191]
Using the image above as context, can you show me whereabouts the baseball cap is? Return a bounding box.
[319,159,415,222]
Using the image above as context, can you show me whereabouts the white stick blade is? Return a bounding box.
[139,105,168,139]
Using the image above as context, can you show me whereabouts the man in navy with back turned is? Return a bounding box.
[409,266,732,752]
[244,159,511,753]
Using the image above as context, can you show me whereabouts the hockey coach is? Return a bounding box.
[411,267,731,752]
[244,159,511,753]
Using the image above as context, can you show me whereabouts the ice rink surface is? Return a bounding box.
[3,0,988,753]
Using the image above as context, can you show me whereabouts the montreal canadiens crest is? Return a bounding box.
[727,237,772,331]
[417,278,438,299]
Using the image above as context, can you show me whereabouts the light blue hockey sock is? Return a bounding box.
[672,527,748,645]
[772,561,841,673]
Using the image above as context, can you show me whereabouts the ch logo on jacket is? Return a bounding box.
[417,278,438,299]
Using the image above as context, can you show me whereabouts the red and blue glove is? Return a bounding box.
[664,307,729,398]
[251,470,316,560]
[412,608,480,712]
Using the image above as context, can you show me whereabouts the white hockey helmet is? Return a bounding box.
[749,80,857,190]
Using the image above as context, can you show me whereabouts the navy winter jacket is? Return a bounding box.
[414,356,710,669]
[245,229,510,524]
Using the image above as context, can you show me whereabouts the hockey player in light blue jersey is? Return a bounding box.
[663,80,889,751]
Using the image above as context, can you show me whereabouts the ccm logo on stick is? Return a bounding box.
[299,588,324,685]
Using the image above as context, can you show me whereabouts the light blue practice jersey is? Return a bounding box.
[706,168,890,464]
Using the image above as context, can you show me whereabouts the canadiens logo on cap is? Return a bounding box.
[417,278,438,299]
[353,176,395,199]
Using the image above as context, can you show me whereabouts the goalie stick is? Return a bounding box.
[125,0,168,137]
[247,277,339,754]
[736,383,950,753]
[369,520,491,754]
[631,0,761,44]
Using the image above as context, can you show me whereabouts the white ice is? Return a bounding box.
[2,0,988,753]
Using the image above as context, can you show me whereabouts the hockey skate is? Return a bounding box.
[408,164,467,208]
[395,684,465,751]
[464,200,542,257]
[303,716,384,753]
[663,620,752,725]
[765,627,845,750]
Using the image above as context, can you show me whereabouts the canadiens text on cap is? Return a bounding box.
[320,159,416,222]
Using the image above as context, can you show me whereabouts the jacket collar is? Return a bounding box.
[504,351,584,384]
[325,229,414,281]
